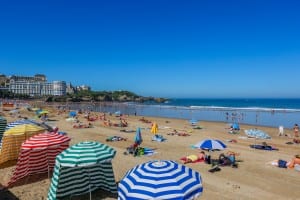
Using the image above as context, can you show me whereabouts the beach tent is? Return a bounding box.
[118,160,203,200]
[0,124,45,164]
[194,139,227,151]
[151,123,158,135]
[47,141,117,200]
[7,132,70,187]
[0,116,7,142]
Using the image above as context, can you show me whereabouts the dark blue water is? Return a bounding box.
[64,98,300,128]
[161,98,300,110]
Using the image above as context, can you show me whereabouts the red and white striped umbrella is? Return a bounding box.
[7,132,71,187]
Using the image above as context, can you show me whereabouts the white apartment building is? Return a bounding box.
[9,80,66,96]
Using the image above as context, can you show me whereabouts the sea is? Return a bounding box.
[62,98,300,129]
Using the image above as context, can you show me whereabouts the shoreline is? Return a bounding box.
[2,100,300,128]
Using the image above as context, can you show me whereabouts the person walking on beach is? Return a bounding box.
[278,125,284,136]
[293,124,299,137]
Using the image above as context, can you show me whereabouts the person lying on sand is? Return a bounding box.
[269,155,300,169]
[218,151,239,167]
[182,151,206,164]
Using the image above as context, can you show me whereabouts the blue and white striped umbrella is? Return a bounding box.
[118,160,203,200]
[5,119,36,130]
[194,139,227,150]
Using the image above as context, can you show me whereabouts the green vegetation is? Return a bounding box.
[0,88,167,103]
[0,89,30,99]
[48,90,167,103]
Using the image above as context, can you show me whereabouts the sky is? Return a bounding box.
[0,0,300,98]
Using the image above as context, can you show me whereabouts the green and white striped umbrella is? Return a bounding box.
[0,116,7,142]
[47,141,117,200]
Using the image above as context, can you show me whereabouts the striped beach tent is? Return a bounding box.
[7,132,70,187]
[0,124,45,164]
[47,141,117,200]
[118,160,203,200]
[0,116,7,142]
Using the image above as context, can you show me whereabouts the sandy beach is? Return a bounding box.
[0,106,299,200]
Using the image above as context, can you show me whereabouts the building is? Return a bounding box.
[66,82,75,94]
[9,81,66,96]
[76,85,91,91]
[9,74,47,83]
[9,81,41,96]
[52,81,67,96]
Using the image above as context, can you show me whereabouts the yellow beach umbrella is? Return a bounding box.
[151,123,158,134]
[0,124,45,164]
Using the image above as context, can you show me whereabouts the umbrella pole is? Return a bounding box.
[89,185,91,200]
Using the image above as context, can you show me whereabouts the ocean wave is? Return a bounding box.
[134,104,300,112]
[189,106,300,112]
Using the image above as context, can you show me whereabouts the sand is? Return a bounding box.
[0,106,299,200]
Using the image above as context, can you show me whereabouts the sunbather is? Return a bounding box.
[218,151,239,167]
[269,155,300,169]
[182,151,206,164]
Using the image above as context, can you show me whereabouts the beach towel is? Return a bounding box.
[143,148,156,156]
[152,135,166,142]
[120,129,135,133]
[193,126,203,130]
[106,136,127,142]
[250,144,278,151]
[245,129,271,139]
[180,157,204,163]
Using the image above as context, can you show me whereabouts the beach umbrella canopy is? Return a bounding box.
[5,119,36,130]
[4,124,45,135]
[7,132,70,186]
[118,160,203,200]
[47,141,117,200]
[0,124,45,164]
[0,116,7,142]
[151,123,158,134]
[134,127,142,145]
[194,139,227,151]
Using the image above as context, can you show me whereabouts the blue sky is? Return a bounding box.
[0,0,300,98]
